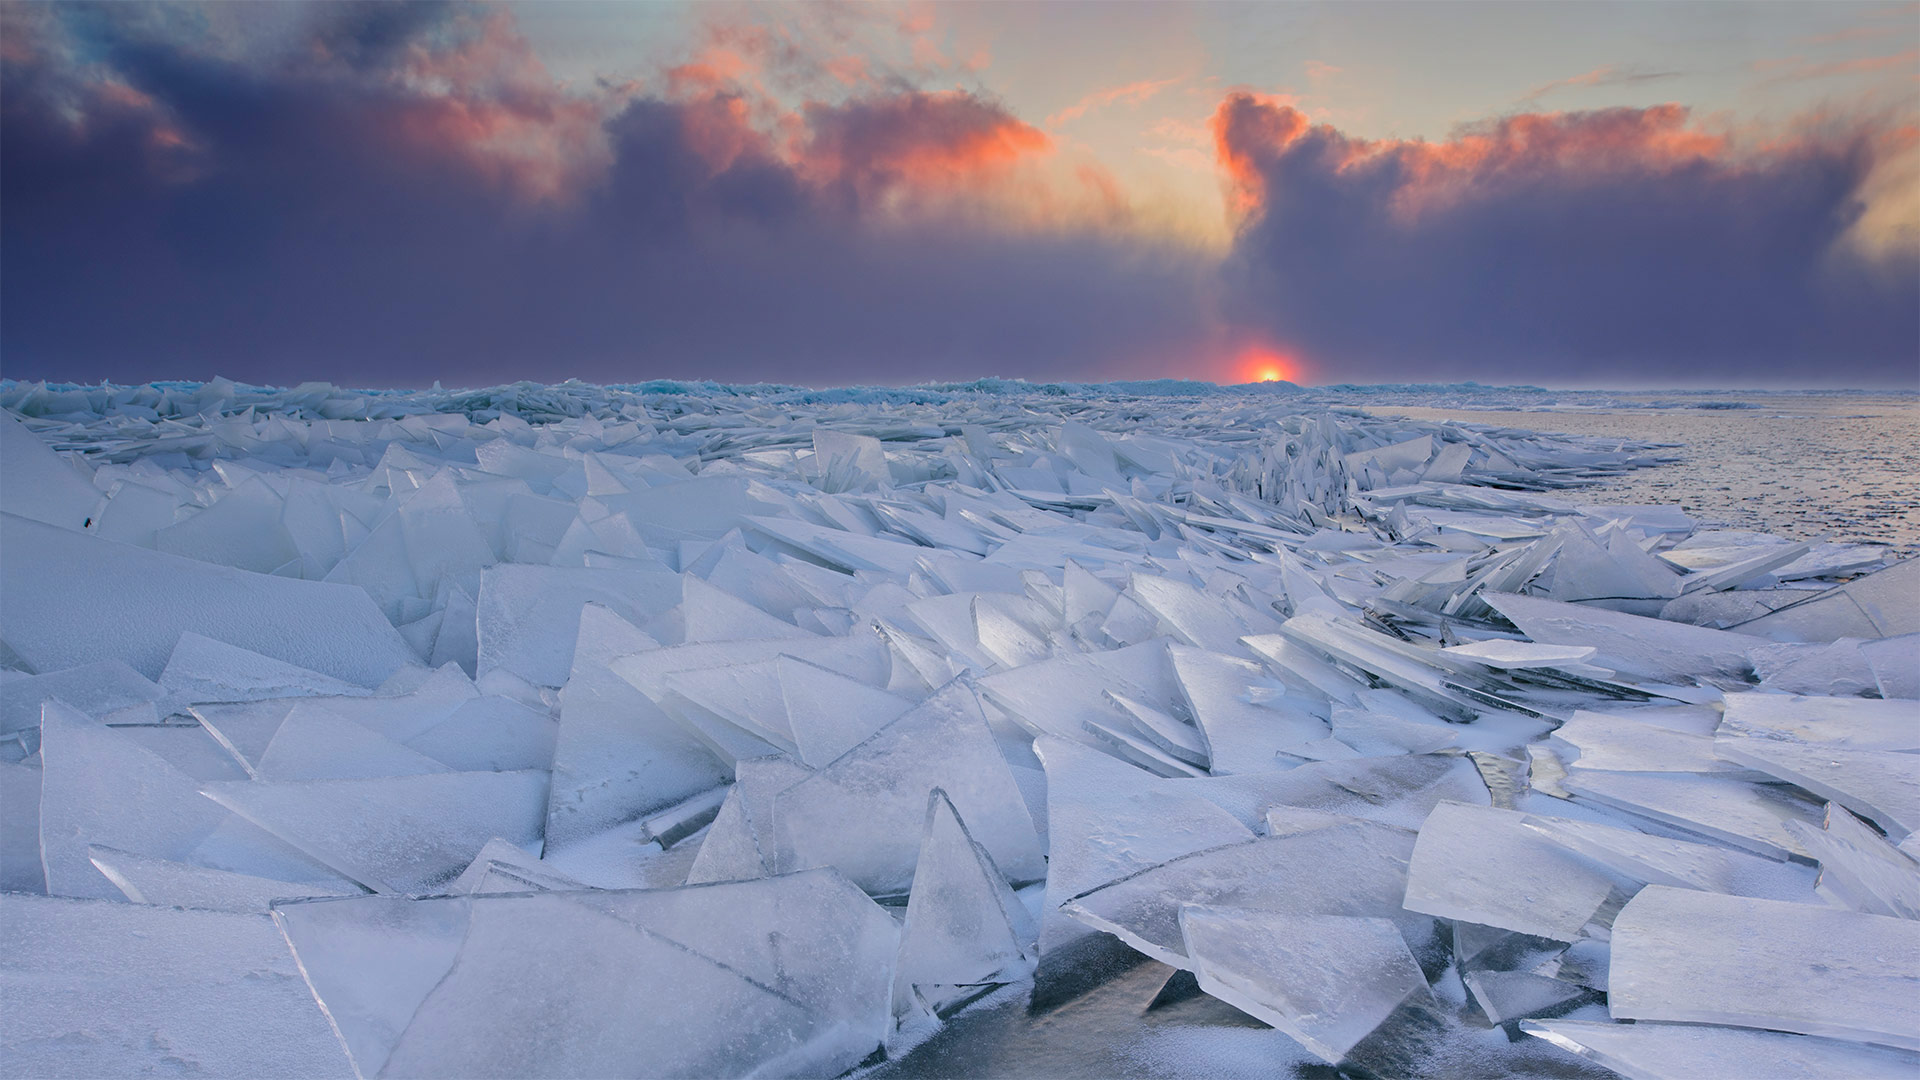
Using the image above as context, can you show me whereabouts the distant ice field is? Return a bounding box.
[1367,390,1920,558]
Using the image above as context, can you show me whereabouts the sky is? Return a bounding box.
[2,0,1916,388]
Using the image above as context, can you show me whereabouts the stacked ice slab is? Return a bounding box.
[1,377,1915,1080]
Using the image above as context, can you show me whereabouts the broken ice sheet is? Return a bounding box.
[475,563,680,687]
[376,896,835,1080]
[894,790,1037,1016]
[1402,801,1616,942]
[1717,692,1920,752]
[2,512,415,685]
[204,769,547,894]
[0,658,160,737]
[772,679,1043,896]
[1063,816,1427,970]
[1560,767,1823,861]
[545,603,726,853]
[1525,1019,1920,1080]
[1714,735,1920,840]
[1483,592,1757,683]
[38,701,231,899]
[87,843,357,912]
[1782,802,1920,919]
[2,894,350,1078]
[1609,885,1920,1049]
[1182,907,1431,1066]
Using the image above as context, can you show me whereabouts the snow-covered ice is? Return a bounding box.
[1,377,1915,1078]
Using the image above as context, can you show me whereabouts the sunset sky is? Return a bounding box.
[3,1,1916,387]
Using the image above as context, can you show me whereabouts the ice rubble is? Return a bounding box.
[1,377,1916,1079]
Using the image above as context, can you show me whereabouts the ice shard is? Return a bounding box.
[1,894,349,1078]
[2,512,414,685]
[773,679,1043,896]
[87,844,356,912]
[1063,818,1424,968]
[894,790,1037,1015]
[545,603,725,852]
[1525,1019,1920,1080]
[38,701,230,899]
[1609,885,1920,1049]
[203,769,548,894]
[1178,905,1430,1064]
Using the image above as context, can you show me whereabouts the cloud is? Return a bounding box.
[0,3,1214,387]
[1755,48,1920,87]
[1519,64,1683,104]
[1046,76,1182,128]
[1211,93,1919,384]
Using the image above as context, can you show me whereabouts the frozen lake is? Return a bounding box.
[1367,390,1920,558]
[1,378,1913,1080]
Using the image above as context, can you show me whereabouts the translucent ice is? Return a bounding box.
[1063,817,1423,968]
[87,844,356,911]
[203,769,548,894]
[1609,885,1920,1049]
[475,563,680,687]
[1179,905,1430,1064]
[1403,802,1616,941]
[1,894,349,1077]
[38,701,231,898]
[773,679,1044,896]
[894,790,1038,1015]
[2,512,414,684]
[1525,1019,1920,1080]
[1784,803,1920,919]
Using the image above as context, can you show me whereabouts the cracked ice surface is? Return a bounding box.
[0,378,1916,1079]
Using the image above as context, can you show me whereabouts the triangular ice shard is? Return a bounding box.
[272,893,475,1078]
[88,844,356,912]
[255,704,453,781]
[2,512,414,685]
[38,701,230,899]
[684,786,766,885]
[204,770,548,894]
[1,659,160,737]
[545,603,723,852]
[1178,905,1430,1064]
[475,563,681,687]
[773,679,1044,896]
[680,573,814,644]
[1032,736,1252,962]
[893,789,1037,1015]
[446,836,587,896]
[404,695,556,772]
[778,655,913,767]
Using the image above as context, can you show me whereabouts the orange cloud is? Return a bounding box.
[1046,76,1183,128]
[1212,92,1733,223]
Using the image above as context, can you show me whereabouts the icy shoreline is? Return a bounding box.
[1,380,1915,1078]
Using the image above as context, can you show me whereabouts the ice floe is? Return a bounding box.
[2,377,1915,1077]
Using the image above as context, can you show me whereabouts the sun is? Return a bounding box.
[1236,346,1300,385]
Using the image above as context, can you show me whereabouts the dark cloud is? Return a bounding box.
[0,3,1211,387]
[1212,94,1918,385]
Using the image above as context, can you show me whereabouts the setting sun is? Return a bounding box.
[1236,346,1301,385]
